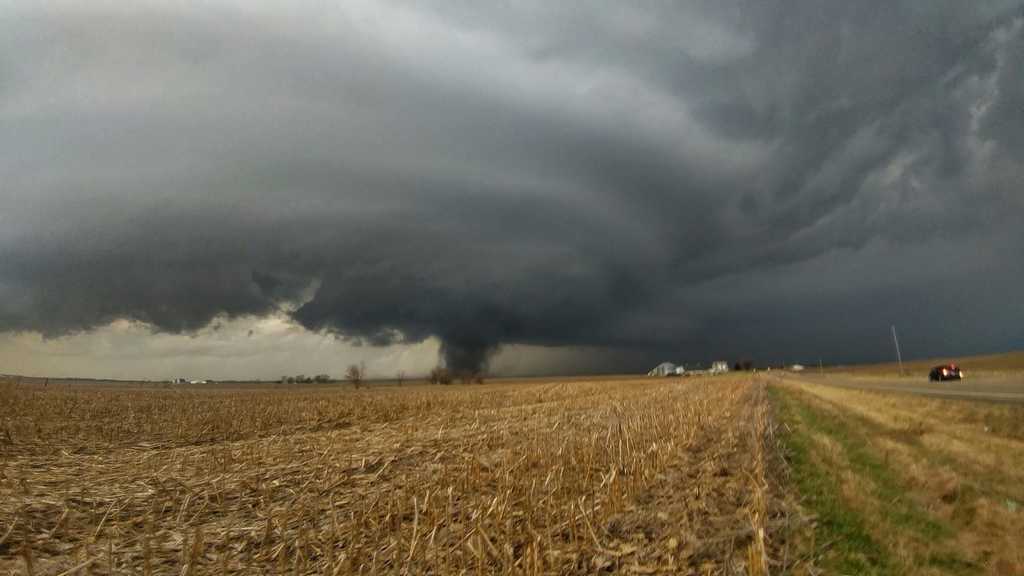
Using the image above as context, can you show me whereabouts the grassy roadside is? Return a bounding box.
[770,385,980,575]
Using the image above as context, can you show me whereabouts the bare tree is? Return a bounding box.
[733,360,754,372]
[429,367,451,385]
[346,363,365,388]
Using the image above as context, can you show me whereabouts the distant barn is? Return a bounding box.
[648,362,677,377]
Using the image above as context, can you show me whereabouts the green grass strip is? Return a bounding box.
[771,385,895,575]
[771,385,980,575]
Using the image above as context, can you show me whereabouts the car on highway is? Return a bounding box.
[929,363,964,381]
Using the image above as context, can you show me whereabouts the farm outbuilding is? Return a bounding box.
[648,362,677,377]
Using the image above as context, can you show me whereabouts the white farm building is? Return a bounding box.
[648,362,678,377]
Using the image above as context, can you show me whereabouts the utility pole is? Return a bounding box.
[891,325,904,376]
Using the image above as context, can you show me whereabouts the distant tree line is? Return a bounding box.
[274,365,485,387]
[733,360,755,371]
[428,367,484,385]
[280,374,332,384]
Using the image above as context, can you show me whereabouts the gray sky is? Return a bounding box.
[2,0,1023,379]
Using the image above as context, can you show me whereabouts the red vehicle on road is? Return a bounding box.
[929,364,964,381]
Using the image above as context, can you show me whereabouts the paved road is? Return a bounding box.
[789,373,1024,403]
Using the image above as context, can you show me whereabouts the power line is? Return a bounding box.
[891,325,904,376]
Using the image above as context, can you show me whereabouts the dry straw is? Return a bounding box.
[1,375,781,574]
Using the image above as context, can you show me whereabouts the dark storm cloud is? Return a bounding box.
[2,0,1024,373]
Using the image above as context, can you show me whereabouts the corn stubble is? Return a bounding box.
[1,376,778,574]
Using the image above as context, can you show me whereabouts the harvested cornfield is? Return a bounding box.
[0,376,781,574]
